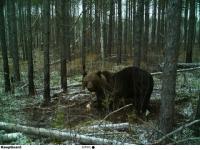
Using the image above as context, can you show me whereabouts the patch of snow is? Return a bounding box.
[139,133,149,144]
[183,103,193,118]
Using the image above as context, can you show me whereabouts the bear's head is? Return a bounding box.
[82,70,115,111]
[82,71,108,92]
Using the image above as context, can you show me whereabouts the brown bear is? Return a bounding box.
[82,70,113,108]
[82,66,154,115]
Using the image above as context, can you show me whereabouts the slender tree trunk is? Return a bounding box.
[81,0,87,74]
[132,0,136,57]
[102,0,107,56]
[67,0,71,61]
[89,0,93,52]
[18,0,23,55]
[193,93,200,136]
[157,0,161,52]
[124,0,128,58]
[160,0,165,51]
[128,0,132,55]
[35,3,40,49]
[183,0,189,54]
[95,0,101,53]
[22,0,28,60]
[43,0,50,104]
[55,0,61,55]
[186,0,196,63]
[117,0,122,64]
[6,0,12,58]
[27,0,35,96]
[199,2,200,50]
[151,0,157,50]
[0,0,11,92]
[50,0,55,47]
[127,0,131,54]
[159,0,182,136]
[60,0,68,92]
[107,0,114,57]
[143,0,150,66]
[133,0,144,67]
[7,0,20,82]
[100,9,105,67]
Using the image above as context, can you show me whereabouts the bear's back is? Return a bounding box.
[112,66,153,97]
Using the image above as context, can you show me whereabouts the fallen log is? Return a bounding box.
[151,66,200,76]
[36,83,81,95]
[0,133,23,142]
[159,63,200,69]
[177,63,200,68]
[82,123,130,131]
[0,122,127,145]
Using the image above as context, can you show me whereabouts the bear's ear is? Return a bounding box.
[83,71,87,78]
[96,71,107,82]
[96,71,102,78]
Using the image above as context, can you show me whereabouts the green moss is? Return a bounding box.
[52,106,65,129]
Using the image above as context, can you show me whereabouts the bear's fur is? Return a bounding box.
[82,66,154,115]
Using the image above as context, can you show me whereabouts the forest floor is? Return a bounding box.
[0,62,200,144]
[0,47,200,144]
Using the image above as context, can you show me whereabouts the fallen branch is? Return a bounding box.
[83,123,130,131]
[99,104,133,125]
[154,119,200,144]
[151,66,200,76]
[0,122,127,145]
[36,83,81,94]
[177,63,200,68]
[171,137,200,144]
[0,133,23,142]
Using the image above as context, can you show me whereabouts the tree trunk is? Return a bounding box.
[60,0,68,92]
[133,0,144,67]
[55,0,61,54]
[117,0,122,64]
[100,11,105,68]
[124,0,128,57]
[107,0,114,57]
[193,93,200,136]
[6,0,12,58]
[186,0,196,63]
[0,0,11,92]
[67,0,71,61]
[21,0,28,60]
[81,0,87,75]
[18,0,24,56]
[7,0,20,82]
[199,1,200,50]
[159,0,182,137]
[183,0,189,54]
[151,0,157,51]
[132,0,136,57]
[102,0,107,56]
[43,0,51,104]
[27,0,35,96]
[128,0,132,55]
[95,0,101,53]
[157,0,161,52]
[143,0,150,66]
[160,0,165,51]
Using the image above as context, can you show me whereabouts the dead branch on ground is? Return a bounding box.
[0,122,128,145]
[154,119,200,144]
